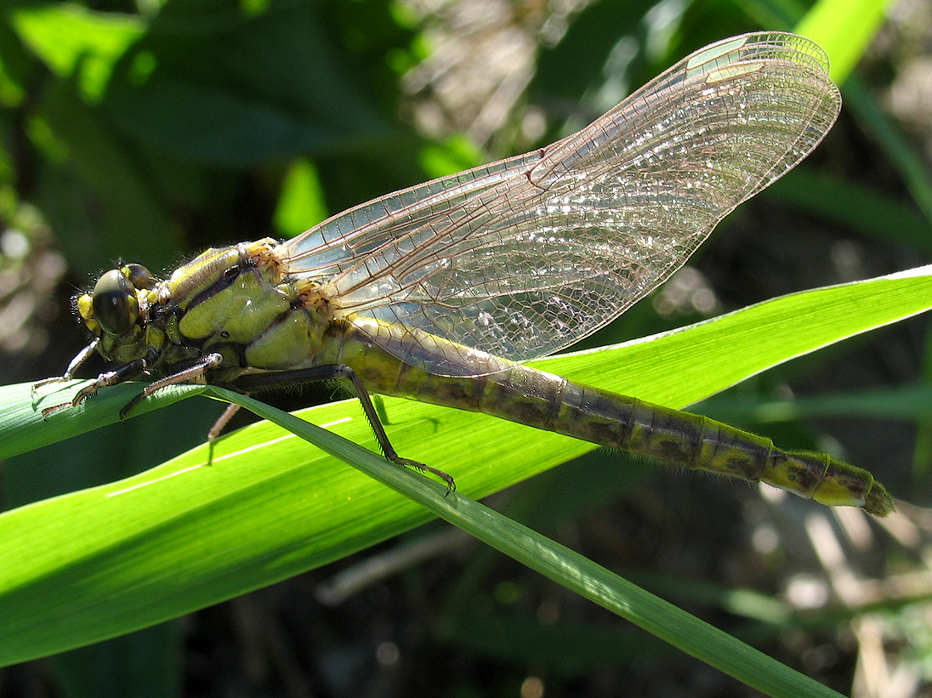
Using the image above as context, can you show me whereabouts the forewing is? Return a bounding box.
[281,32,841,376]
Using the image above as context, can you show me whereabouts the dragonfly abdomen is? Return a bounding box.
[524,372,891,515]
[366,344,892,515]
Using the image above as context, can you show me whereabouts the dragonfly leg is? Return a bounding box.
[340,367,457,493]
[118,353,224,420]
[208,401,244,442]
[231,364,456,493]
[38,354,149,417]
[32,340,101,395]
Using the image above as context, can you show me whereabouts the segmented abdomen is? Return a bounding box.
[337,321,893,515]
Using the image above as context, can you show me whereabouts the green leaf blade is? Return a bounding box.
[2,266,930,670]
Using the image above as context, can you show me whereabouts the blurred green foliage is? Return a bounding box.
[1,0,929,695]
[0,0,437,279]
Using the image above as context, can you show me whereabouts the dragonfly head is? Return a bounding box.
[75,264,159,360]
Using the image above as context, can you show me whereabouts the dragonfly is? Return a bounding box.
[35,32,893,516]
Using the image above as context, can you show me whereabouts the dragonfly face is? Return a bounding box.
[75,263,159,366]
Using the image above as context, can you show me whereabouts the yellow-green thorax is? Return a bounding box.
[75,239,336,381]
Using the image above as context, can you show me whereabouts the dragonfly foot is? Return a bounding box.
[39,401,71,418]
[31,374,68,397]
[38,379,106,418]
[395,456,456,495]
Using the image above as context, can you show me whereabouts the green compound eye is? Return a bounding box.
[92,269,139,336]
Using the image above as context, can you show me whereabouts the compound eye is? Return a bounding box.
[125,263,155,290]
[92,269,139,336]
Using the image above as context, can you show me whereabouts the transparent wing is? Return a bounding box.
[280,32,841,376]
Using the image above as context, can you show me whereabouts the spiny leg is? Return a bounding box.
[117,353,224,420]
[33,340,105,415]
[208,402,245,442]
[38,354,148,417]
[37,351,225,421]
[232,364,456,492]
[32,340,100,395]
